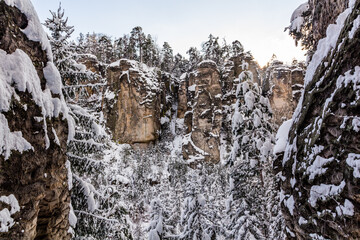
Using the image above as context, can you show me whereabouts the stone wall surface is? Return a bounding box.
[280,1,360,239]
[0,1,71,239]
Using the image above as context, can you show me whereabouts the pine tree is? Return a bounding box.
[231,40,244,57]
[142,34,160,67]
[44,4,101,100]
[161,42,174,72]
[114,35,129,59]
[186,47,202,71]
[130,26,145,62]
[97,34,114,63]
[221,38,231,60]
[172,53,189,77]
[226,66,274,239]
[44,3,75,84]
[148,199,165,240]
[202,34,222,64]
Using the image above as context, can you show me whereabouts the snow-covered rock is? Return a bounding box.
[0,1,71,239]
[281,1,360,238]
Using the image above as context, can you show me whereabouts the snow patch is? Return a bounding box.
[274,120,292,154]
[4,0,53,60]
[336,199,354,216]
[0,194,20,232]
[0,114,33,160]
[309,181,346,207]
[306,156,334,180]
[346,153,360,178]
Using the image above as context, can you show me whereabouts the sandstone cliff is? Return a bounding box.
[105,59,172,146]
[263,60,305,127]
[103,53,290,164]
[182,61,222,164]
[0,1,72,239]
[280,0,360,239]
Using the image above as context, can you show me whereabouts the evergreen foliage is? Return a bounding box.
[43,5,284,238]
[226,66,275,239]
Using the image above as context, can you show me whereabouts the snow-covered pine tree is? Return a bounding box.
[231,40,244,57]
[130,26,145,62]
[221,38,231,60]
[226,66,275,239]
[148,198,165,240]
[186,47,202,71]
[172,53,189,77]
[97,34,114,63]
[44,3,75,84]
[178,170,223,240]
[44,4,102,100]
[114,36,128,59]
[202,34,222,65]
[142,34,160,67]
[179,173,206,240]
[161,42,174,72]
[45,5,132,239]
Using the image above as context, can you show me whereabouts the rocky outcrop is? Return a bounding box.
[263,60,305,126]
[182,61,222,164]
[0,1,71,239]
[105,59,162,145]
[280,1,360,239]
[308,0,348,52]
[177,55,263,164]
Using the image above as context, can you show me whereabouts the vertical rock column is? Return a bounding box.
[105,59,161,146]
[280,1,360,239]
[182,61,222,164]
[0,1,71,239]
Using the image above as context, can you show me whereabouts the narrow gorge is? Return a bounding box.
[0,0,359,239]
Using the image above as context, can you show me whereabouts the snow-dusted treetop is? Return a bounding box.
[289,3,309,32]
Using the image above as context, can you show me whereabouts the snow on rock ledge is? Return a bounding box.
[0,1,72,239]
[280,0,360,238]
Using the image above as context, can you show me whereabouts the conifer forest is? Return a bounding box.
[0,0,360,239]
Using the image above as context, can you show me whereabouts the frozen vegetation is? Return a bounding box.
[1,0,360,239]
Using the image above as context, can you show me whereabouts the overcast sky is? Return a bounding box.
[31,0,307,66]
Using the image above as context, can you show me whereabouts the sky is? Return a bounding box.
[31,0,307,66]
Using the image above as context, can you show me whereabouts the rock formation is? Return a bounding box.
[263,60,305,126]
[280,0,360,239]
[182,61,222,164]
[0,0,72,239]
[105,59,163,146]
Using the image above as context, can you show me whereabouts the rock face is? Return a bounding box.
[263,61,305,126]
[106,59,162,145]
[104,54,296,165]
[0,1,71,239]
[176,55,264,164]
[280,1,360,239]
[182,61,222,164]
[308,0,348,52]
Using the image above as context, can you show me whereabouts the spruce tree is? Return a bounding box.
[44,3,75,84]
[202,34,222,64]
[186,47,202,71]
[226,66,274,239]
[231,40,244,57]
[161,42,174,72]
